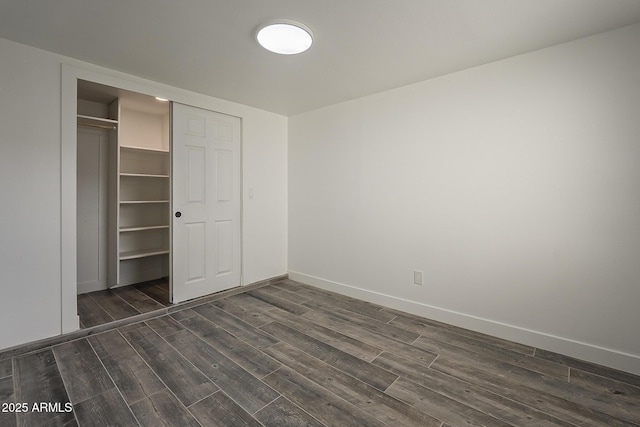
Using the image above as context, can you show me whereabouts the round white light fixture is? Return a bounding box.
[155,97,169,102]
[256,20,313,55]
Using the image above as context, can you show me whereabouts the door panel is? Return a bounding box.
[216,150,233,200]
[187,146,206,202]
[215,220,233,275]
[172,103,241,303]
[186,222,206,282]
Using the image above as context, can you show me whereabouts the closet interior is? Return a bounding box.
[76,80,172,328]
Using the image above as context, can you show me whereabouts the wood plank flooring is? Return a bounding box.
[77,279,170,328]
[3,279,640,426]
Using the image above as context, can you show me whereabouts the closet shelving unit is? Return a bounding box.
[77,84,171,292]
[77,89,170,288]
[118,145,170,265]
[117,125,170,285]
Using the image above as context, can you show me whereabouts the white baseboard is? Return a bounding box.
[77,280,108,295]
[118,269,168,287]
[289,270,640,376]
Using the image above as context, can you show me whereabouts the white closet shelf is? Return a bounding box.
[120,200,170,204]
[120,225,169,233]
[120,145,169,153]
[120,248,170,260]
[121,173,169,178]
[77,114,118,126]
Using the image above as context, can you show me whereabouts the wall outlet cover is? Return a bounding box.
[413,270,423,285]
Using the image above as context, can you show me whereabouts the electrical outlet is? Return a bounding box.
[413,270,423,285]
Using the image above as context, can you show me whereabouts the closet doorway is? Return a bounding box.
[72,78,243,329]
[76,80,172,328]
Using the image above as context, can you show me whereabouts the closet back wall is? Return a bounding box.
[120,108,168,150]
[288,23,640,374]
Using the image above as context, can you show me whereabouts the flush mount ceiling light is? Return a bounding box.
[256,20,313,55]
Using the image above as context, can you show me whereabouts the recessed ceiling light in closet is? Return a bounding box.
[256,20,313,55]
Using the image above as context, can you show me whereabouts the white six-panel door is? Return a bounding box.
[172,103,241,303]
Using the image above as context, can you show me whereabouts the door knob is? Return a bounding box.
[175,211,182,218]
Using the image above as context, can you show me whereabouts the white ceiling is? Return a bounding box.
[2,1,640,116]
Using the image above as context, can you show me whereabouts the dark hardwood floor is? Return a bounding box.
[77,279,171,328]
[2,279,639,426]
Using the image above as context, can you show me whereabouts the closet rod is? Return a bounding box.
[77,122,117,130]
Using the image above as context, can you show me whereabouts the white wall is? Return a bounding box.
[289,23,640,374]
[0,37,288,350]
[0,38,63,348]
